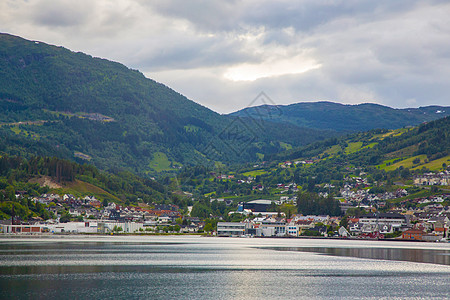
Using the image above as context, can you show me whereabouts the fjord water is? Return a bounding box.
[1,236,449,299]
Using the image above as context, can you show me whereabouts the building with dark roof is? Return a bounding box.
[242,199,274,212]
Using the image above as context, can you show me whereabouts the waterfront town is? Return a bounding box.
[2,6,450,298]
[1,170,449,242]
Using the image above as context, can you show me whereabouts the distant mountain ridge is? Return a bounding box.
[229,101,449,132]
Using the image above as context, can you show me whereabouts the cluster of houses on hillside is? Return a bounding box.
[341,185,408,201]
[31,193,185,223]
[216,174,235,180]
[1,193,208,234]
[414,171,450,186]
[399,195,449,207]
[340,186,409,211]
[34,193,103,219]
[280,160,314,168]
[277,183,299,193]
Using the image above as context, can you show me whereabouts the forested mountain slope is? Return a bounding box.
[0,33,334,175]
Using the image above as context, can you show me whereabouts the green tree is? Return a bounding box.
[400,168,411,179]
[113,225,123,233]
[431,186,439,193]
[60,211,71,223]
[5,185,15,201]
[346,207,365,217]
[204,223,214,233]
[191,202,212,219]
[280,204,297,219]
[339,216,348,228]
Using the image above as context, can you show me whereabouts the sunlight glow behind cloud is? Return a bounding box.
[224,55,322,81]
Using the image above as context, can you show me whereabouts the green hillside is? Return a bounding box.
[174,117,449,216]
[1,116,448,222]
[0,33,334,175]
[275,116,450,171]
[0,153,182,221]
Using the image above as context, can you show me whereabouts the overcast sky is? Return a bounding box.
[1,0,450,113]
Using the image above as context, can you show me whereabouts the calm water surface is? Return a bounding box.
[1,236,449,299]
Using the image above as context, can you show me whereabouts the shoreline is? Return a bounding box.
[0,233,446,244]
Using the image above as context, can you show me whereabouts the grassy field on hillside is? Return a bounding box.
[279,142,292,150]
[242,169,268,177]
[149,152,176,172]
[184,125,200,133]
[362,142,378,149]
[379,155,427,171]
[412,155,450,171]
[372,128,409,140]
[324,145,342,156]
[378,154,449,172]
[345,142,363,154]
[384,145,418,159]
[51,179,121,202]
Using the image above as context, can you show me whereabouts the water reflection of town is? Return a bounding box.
[272,247,450,266]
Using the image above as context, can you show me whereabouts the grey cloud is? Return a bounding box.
[143,0,242,32]
[30,1,92,27]
[147,1,419,35]
[137,0,435,74]
[127,32,258,71]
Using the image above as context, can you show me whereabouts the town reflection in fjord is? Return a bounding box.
[269,247,450,266]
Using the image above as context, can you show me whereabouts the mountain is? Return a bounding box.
[168,116,449,217]
[229,101,450,132]
[0,33,334,175]
[272,116,450,172]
